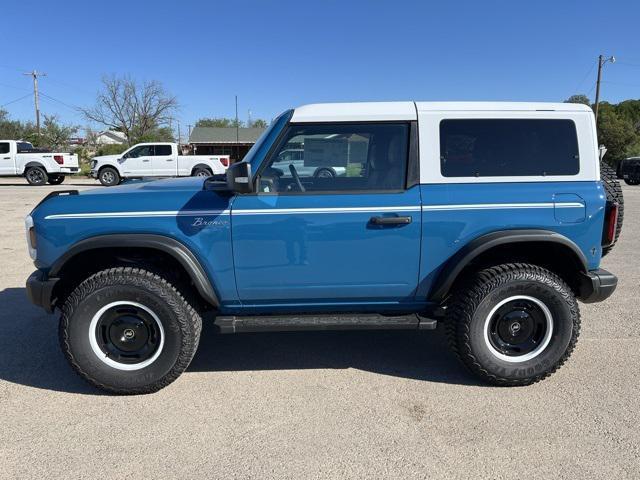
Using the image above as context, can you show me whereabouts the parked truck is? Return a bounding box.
[90,142,230,186]
[26,102,623,394]
[0,140,79,185]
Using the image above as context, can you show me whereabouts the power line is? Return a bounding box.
[1,93,32,108]
[573,60,597,94]
[39,91,81,111]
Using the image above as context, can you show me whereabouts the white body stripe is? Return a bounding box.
[44,202,583,220]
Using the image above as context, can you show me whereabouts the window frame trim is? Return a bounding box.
[438,117,581,179]
[251,120,414,196]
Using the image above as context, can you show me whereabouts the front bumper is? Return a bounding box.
[578,268,618,303]
[26,270,59,313]
[90,170,98,178]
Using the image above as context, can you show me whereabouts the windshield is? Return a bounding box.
[242,109,293,167]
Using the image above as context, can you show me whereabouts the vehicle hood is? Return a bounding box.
[31,176,232,223]
[92,154,121,163]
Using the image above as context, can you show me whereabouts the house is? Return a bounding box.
[188,127,266,162]
[95,130,127,145]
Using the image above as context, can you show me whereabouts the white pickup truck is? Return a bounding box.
[0,140,79,185]
[90,142,230,186]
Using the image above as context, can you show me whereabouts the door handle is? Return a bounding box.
[166,159,173,162]
[2,157,10,159]
[369,215,412,225]
[143,159,150,162]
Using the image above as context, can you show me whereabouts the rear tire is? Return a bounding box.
[601,161,624,256]
[59,267,202,395]
[192,167,212,177]
[445,263,580,386]
[47,174,65,185]
[98,167,120,187]
[25,166,48,186]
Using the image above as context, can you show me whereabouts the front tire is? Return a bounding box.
[446,263,580,386]
[25,166,48,185]
[47,174,65,185]
[98,167,120,186]
[59,267,202,394]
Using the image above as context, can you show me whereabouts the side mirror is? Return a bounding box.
[226,161,253,193]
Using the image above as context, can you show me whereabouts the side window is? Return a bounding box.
[258,123,409,193]
[154,145,172,156]
[440,119,580,177]
[126,145,154,158]
[0,143,10,154]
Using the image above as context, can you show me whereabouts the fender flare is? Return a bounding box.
[23,161,47,173]
[49,233,219,307]
[428,229,589,302]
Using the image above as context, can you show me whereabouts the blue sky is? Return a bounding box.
[1,0,639,137]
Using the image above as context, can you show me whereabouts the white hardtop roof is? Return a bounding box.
[291,101,592,122]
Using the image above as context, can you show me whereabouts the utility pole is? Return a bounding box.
[23,70,46,134]
[187,124,192,139]
[177,122,181,146]
[235,95,239,163]
[594,54,615,125]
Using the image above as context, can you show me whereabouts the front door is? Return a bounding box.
[231,121,422,308]
[0,142,13,175]
[120,144,153,176]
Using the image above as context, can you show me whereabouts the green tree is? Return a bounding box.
[597,104,637,165]
[31,115,78,150]
[0,109,32,140]
[195,117,244,128]
[249,118,268,128]
[564,94,591,106]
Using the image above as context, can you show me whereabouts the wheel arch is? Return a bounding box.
[428,229,589,303]
[191,164,213,175]
[49,234,220,309]
[23,161,47,173]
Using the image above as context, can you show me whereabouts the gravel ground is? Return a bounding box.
[0,177,638,479]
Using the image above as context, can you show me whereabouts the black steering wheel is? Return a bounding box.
[289,164,306,192]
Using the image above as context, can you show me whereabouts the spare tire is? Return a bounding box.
[601,161,624,256]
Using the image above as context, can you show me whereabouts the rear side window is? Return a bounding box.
[440,119,579,177]
[0,142,9,154]
[154,145,172,156]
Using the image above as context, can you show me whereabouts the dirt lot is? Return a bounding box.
[0,177,638,479]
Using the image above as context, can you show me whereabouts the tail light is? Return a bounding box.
[54,155,64,165]
[602,202,619,247]
[220,157,229,167]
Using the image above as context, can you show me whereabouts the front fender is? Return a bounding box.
[49,233,220,308]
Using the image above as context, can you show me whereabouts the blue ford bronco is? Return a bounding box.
[25,102,623,394]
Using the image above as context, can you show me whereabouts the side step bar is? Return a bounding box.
[213,313,437,334]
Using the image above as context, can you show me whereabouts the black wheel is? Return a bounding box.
[59,267,202,394]
[313,167,335,179]
[25,166,48,186]
[601,161,624,256]
[47,174,65,185]
[98,167,120,187]
[192,167,212,177]
[446,263,580,386]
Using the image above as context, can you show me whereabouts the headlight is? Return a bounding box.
[25,215,37,260]
[91,159,97,169]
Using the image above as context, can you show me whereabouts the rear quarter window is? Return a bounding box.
[440,119,580,177]
[154,145,173,156]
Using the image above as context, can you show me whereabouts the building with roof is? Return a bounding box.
[189,127,266,162]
